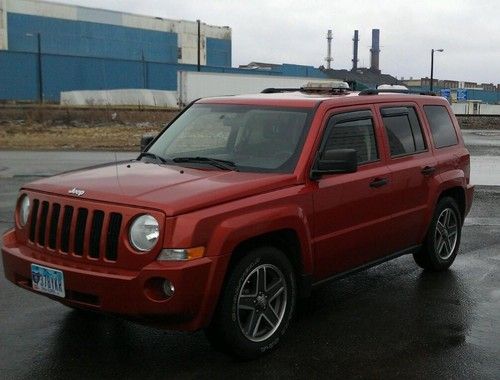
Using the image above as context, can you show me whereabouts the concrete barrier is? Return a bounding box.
[61,89,178,107]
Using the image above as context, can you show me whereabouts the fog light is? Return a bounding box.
[162,279,175,297]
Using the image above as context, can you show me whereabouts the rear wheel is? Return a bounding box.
[414,197,462,271]
[205,246,296,359]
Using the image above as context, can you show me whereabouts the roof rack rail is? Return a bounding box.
[358,89,436,96]
[261,88,301,94]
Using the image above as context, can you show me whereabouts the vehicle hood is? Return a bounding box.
[24,161,297,216]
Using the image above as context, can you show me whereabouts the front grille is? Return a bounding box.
[27,198,123,263]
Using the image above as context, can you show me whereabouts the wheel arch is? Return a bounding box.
[198,207,313,328]
[437,186,466,223]
[229,229,303,279]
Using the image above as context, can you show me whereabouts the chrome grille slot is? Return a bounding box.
[37,201,49,246]
[48,203,61,250]
[74,208,88,256]
[60,206,74,253]
[89,210,104,259]
[29,199,40,242]
[105,213,122,262]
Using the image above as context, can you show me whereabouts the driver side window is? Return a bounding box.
[324,115,379,165]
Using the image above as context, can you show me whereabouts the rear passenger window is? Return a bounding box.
[325,117,378,164]
[424,105,458,148]
[381,107,426,156]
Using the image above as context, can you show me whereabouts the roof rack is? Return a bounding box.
[358,89,436,96]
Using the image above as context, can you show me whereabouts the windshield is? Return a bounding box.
[147,104,313,173]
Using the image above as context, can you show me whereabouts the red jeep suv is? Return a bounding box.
[2,82,474,358]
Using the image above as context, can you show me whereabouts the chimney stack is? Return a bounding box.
[352,30,359,71]
[325,29,333,69]
[370,28,380,73]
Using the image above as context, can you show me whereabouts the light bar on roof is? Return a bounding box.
[302,81,350,91]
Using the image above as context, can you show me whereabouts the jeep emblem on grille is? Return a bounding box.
[68,187,85,197]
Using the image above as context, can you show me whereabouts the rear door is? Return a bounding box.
[312,106,393,280]
[375,102,437,253]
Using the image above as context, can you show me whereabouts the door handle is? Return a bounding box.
[421,166,436,175]
[369,178,388,188]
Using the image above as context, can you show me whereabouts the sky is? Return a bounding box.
[60,0,499,84]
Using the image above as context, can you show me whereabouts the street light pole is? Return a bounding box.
[430,48,444,92]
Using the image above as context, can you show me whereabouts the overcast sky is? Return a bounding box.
[61,0,499,84]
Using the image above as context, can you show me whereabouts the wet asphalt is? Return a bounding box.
[0,141,499,379]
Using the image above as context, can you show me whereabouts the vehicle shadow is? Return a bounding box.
[291,266,472,377]
[40,262,472,379]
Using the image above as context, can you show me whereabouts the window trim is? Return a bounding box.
[317,109,380,167]
[380,105,429,158]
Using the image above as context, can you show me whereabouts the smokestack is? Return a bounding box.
[370,28,380,73]
[352,30,359,71]
[325,29,333,69]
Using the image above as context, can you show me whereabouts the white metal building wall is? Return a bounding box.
[2,0,231,65]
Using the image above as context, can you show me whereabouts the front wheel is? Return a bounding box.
[414,197,462,271]
[205,246,296,359]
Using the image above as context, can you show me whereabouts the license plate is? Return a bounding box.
[31,264,65,298]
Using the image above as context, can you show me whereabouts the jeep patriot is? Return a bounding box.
[1,82,474,358]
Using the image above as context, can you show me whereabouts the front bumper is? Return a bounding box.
[2,229,229,331]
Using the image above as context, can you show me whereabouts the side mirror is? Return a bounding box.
[311,148,357,179]
[140,134,157,152]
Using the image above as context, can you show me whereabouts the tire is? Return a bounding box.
[205,246,296,359]
[413,197,462,271]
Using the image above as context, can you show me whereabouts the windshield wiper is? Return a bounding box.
[172,156,239,171]
[138,152,168,165]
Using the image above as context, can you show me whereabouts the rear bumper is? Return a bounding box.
[2,229,229,331]
[465,184,474,218]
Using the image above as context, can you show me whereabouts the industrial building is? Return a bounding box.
[0,0,329,102]
[0,0,231,66]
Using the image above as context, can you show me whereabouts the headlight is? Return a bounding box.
[129,214,160,252]
[19,195,30,227]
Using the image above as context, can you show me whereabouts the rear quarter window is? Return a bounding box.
[381,107,426,157]
[424,105,458,148]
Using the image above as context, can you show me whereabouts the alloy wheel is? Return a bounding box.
[434,208,458,260]
[237,264,288,342]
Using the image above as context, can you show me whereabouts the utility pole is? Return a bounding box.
[197,19,201,71]
[36,32,43,103]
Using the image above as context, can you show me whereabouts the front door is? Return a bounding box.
[312,107,393,280]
